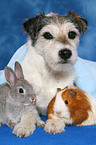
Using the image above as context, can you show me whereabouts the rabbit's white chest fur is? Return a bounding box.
[21,41,76,116]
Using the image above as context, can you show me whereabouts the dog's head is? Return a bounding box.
[22,11,88,72]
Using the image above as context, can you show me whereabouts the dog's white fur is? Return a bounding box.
[21,21,79,116]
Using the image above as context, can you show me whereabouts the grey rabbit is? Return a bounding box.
[0,61,45,138]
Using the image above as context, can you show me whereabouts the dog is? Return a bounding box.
[21,11,88,116]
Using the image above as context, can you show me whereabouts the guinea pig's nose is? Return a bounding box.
[59,49,72,60]
[56,111,61,116]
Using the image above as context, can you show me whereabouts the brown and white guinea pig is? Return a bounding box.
[44,86,96,134]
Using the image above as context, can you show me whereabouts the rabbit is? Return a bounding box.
[44,86,96,134]
[0,61,45,138]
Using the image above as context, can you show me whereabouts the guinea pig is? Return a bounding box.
[44,86,96,134]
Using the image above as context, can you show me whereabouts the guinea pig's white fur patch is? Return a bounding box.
[54,91,70,119]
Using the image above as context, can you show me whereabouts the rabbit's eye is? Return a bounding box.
[19,88,24,94]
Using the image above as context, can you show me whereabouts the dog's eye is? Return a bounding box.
[43,32,53,40]
[68,31,76,39]
[65,100,68,104]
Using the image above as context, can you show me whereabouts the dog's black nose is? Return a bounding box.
[59,49,72,60]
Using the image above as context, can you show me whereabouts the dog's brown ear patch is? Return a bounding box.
[67,11,88,36]
[22,12,45,33]
[22,12,45,44]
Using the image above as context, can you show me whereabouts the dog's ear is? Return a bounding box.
[67,11,88,36]
[22,12,45,40]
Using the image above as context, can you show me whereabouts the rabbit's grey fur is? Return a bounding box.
[0,62,44,137]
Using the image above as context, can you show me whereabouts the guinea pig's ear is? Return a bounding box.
[64,86,69,89]
[57,88,62,92]
[69,89,77,97]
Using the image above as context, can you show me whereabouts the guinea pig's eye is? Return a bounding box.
[65,100,68,104]
[43,32,54,40]
[68,31,76,39]
[18,88,24,94]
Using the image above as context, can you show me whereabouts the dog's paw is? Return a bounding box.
[44,119,65,134]
[13,122,36,138]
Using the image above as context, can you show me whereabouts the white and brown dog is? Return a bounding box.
[21,11,88,116]
[15,11,88,137]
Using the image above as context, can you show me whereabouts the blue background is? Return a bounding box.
[0,0,96,69]
[0,0,96,145]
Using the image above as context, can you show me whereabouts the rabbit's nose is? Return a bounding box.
[30,96,36,104]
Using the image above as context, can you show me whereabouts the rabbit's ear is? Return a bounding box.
[15,62,24,80]
[5,67,17,87]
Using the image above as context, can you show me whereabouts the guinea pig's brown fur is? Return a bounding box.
[61,87,92,125]
[47,86,92,125]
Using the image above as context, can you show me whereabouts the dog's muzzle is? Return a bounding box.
[59,49,72,63]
